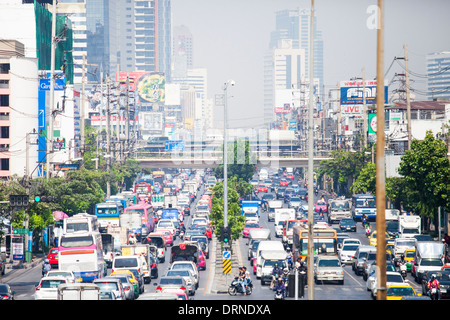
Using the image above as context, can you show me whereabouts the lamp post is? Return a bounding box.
[222,80,235,237]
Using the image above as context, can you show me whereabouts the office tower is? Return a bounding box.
[173,25,193,78]
[86,0,119,80]
[269,8,324,87]
[57,0,88,84]
[119,0,171,80]
[426,52,450,100]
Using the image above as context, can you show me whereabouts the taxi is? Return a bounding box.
[386,284,418,300]
[368,231,390,247]
[46,247,59,269]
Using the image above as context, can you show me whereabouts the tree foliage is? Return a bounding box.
[214,139,256,182]
[351,162,376,194]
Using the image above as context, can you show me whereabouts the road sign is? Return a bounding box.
[222,251,231,260]
[222,258,231,274]
[12,229,29,235]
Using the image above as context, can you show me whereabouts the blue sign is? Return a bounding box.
[289,120,297,131]
[165,140,185,151]
[39,72,66,91]
[340,84,388,105]
[222,251,231,260]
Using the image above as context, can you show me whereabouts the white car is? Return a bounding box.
[338,243,360,265]
[314,256,344,285]
[35,276,69,300]
[169,261,199,289]
[45,270,77,283]
[369,271,405,298]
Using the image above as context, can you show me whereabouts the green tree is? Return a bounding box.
[351,162,376,194]
[214,139,256,182]
[398,131,450,225]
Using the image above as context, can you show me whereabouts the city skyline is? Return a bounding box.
[171,0,450,128]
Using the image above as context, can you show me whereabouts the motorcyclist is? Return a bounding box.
[286,247,293,268]
[270,263,283,289]
[273,277,286,299]
[42,259,51,276]
[237,267,247,295]
[427,274,441,300]
[365,222,371,236]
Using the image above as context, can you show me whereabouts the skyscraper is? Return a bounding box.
[426,52,450,100]
[172,25,193,78]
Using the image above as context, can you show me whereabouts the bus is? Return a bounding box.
[352,194,376,221]
[292,223,338,261]
[134,182,152,195]
[95,202,120,231]
[58,232,106,282]
[63,213,99,234]
[121,203,155,241]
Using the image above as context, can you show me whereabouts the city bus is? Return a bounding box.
[134,182,152,195]
[351,194,376,221]
[63,213,99,234]
[121,202,155,241]
[58,231,106,282]
[95,202,120,232]
[292,223,338,261]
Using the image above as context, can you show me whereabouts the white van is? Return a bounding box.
[274,208,295,238]
[112,255,145,276]
[255,240,285,278]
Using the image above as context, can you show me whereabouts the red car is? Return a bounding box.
[242,222,262,238]
[279,179,289,186]
[257,185,268,193]
[285,174,295,180]
[315,199,327,214]
[47,247,59,269]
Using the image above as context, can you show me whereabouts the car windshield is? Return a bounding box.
[114,258,138,268]
[331,202,350,210]
[60,235,93,247]
[396,240,415,247]
[160,278,183,285]
[40,279,66,288]
[342,245,359,251]
[0,285,9,294]
[318,259,341,267]
[387,287,414,296]
[290,198,301,202]
[434,271,450,281]
[245,223,260,228]
[387,274,404,283]
[167,270,190,277]
[95,282,119,291]
[112,275,130,284]
[341,219,354,225]
[263,260,286,268]
[172,264,193,272]
[421,259,444,267]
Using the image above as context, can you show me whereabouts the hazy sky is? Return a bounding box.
[171,0,450,128]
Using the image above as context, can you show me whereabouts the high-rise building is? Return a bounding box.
[118,0,171,80]
[172,25,193,78]
[269,8,324,87]
[58,0,88,84]
[85,0,119,80]
[426,52,450,100]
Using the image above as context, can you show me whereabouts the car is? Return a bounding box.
[339,218,357,232]
[285,173,294,180]
[352,245,376,275]
[165,269,196,296]
[297,188,308,200]
[284,188,296,202]
[368,230,391,247]
[35,276,69,300]
[257,185,268,193]
[314,256,344,284]
[156,228,174,246]
[338,243,360,265]
[404,248,416,272]
[242,222,262,238]
[421,270,450,299]
[46,247,59,269]
[155,276,189,296]
[169,261,200,289]
[386,284,418,300]
[371,271,406,299]
[314,199,327,214]
[124,268,145,294]
[276,187,286,199]
[279,179,289,187]
[109,272,139,300]
[366,261,397,293]
[93,277,126,300]
[45,270,77,283]
[99,290,117,300]
[250,179,259,186]
[288,197,302,209]
[0,284,15,300]
[138,292,180,300]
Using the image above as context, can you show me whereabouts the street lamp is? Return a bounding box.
[222,80,235,239]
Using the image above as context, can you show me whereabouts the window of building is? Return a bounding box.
[0,64,10,74]
[0,95,9,107]
[0,158,9,171]
[0,126,9,139]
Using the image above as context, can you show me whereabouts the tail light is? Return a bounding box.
[151,263,156,268]
[180,287,186,291]
[156,286,162,291]
[124,286,130,291]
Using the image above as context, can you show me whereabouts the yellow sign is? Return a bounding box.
[222,259,231,274]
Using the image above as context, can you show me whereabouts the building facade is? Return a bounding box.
[426,52,450,100]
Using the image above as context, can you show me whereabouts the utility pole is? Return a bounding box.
[80,53,86,166]
[106,76,111,198]
[362,67,368,148]
[375,0,387,301]
[307,0,315,301]
[46,0,57,179]
[404,44,412,150]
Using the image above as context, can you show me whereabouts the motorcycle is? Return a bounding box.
[429,287,440,300]
[399,261,407,279]
[274,288,285,300]
[179,230,185,240]
[228,277,253,296]
[365,226,372,237]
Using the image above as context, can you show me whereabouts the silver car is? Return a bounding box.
[314,256,344,285]
[165,269,196,296]
[338,243,360,265]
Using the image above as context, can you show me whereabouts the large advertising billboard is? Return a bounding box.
[139,112,163,131]
[340,80,388,105]
[116,72,165,103]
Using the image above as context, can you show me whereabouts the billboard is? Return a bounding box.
[340,80,388,105]
[116,72,166,103]
[140,112,163,131]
